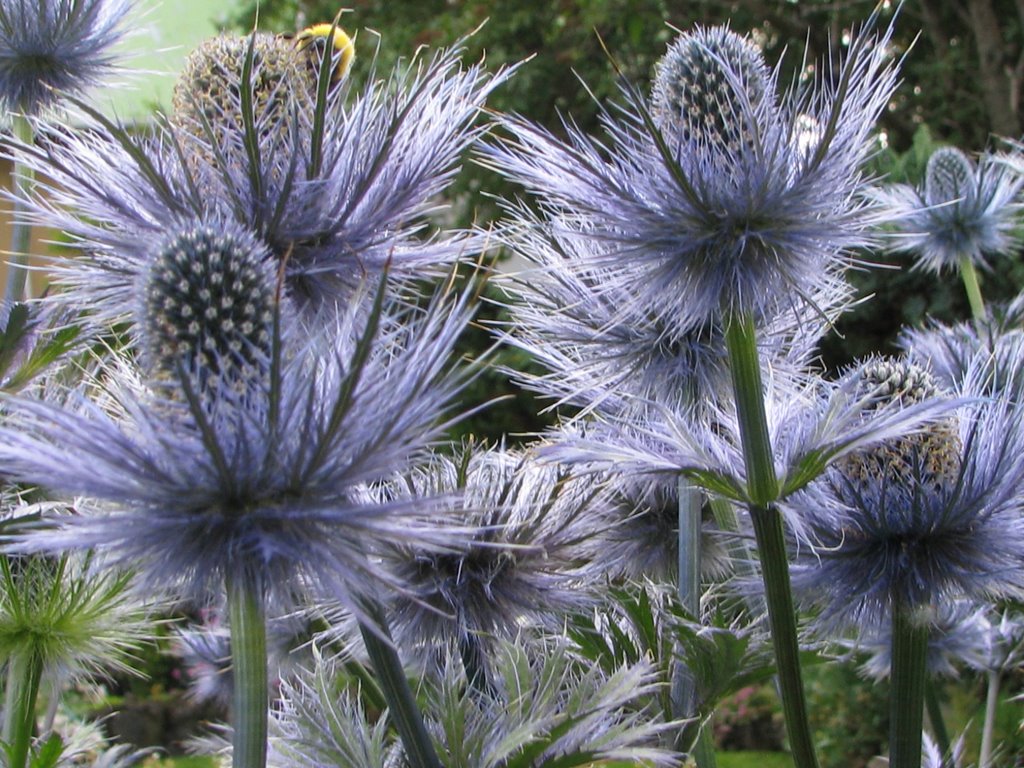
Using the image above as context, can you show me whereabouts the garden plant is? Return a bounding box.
[0,1,1021,768]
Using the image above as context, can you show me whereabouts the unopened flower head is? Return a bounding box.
[790,355,1024,628]
[873,145,1023,273]
[487,12,897,335]
[0,0,134,114]
[140,222,277,397]
[8,33,510,327]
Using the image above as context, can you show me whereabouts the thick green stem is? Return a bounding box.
[749,507,818,768]
[724,314,779,506]
[925,681,951,767]
[2,648,43,768]
[979,669,1000,768]
[889,602,929,768]
[5,115,35,304]
[958,254,986,321]
[227,570,268,768]
[724,312,817,768]
[357,599,442,768]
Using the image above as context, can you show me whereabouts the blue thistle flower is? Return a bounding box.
[485,15,897,335]
[0,218,481,610]
[872,146,1024,274]
[0,0,134,115]
[5,35,509,325]
[788,357,1024,629]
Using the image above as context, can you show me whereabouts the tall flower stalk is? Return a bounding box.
[487,10,899,764]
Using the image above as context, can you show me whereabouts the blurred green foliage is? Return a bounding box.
[804,662,889,768]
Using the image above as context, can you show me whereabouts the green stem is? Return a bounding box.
[958,254,986,321]
[5,115,35,304]
[979,669,1000,768]
[357,599,442,768]
[2,648,43,768]
[227,570,268,768]
[672,478,703,747]
[690,721,718,768]
[724,311,817,768]
[724,313,779,507]
[889,602,929,768]
[749,507,818,768]
[925,681,951,767]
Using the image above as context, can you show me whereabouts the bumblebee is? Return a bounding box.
[292,22,355,87]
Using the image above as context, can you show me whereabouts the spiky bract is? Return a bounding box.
[268,637,676,768]
[378,447,597,658]
[486,16,897,336]
[0,0,134,114]
[0,233,481,608]
[3,36,509,327]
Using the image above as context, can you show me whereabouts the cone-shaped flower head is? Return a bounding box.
[790,355,1024,629]
[873,145,1023,272]
[171,32,316,157]
[5,29,510,328]
[487,13,897,335]
[140,223,276,396]
[0,0,134,114]
[651,26,772,160]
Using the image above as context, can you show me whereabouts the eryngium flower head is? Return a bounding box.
[0,248,480,609]
[789,357,1024,629]
[140,221,276,396]
[486,13,897,335]
[378,447,597,656]
[5,36,509,326]
[0,0,134,114]
[871,146,1024,272]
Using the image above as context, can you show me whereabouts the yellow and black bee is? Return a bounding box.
[292,22,356,87]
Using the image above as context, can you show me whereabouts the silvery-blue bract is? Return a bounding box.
[0,218,482,609]
[0,0,133,114]
[3,37,509,327]
[485,15,897,336]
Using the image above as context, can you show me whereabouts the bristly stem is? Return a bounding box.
[889,601,929,768]
[4,114,35,303]
[958,254,986,320]
[725,311,818,768]
[357,598,443,768]
[227,569,268,768]
[2,647,43,768]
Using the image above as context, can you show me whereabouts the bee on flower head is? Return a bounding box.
[291,21,355,87]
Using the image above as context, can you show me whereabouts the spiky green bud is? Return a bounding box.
[142,225,277,393]
[651,27,772,156]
